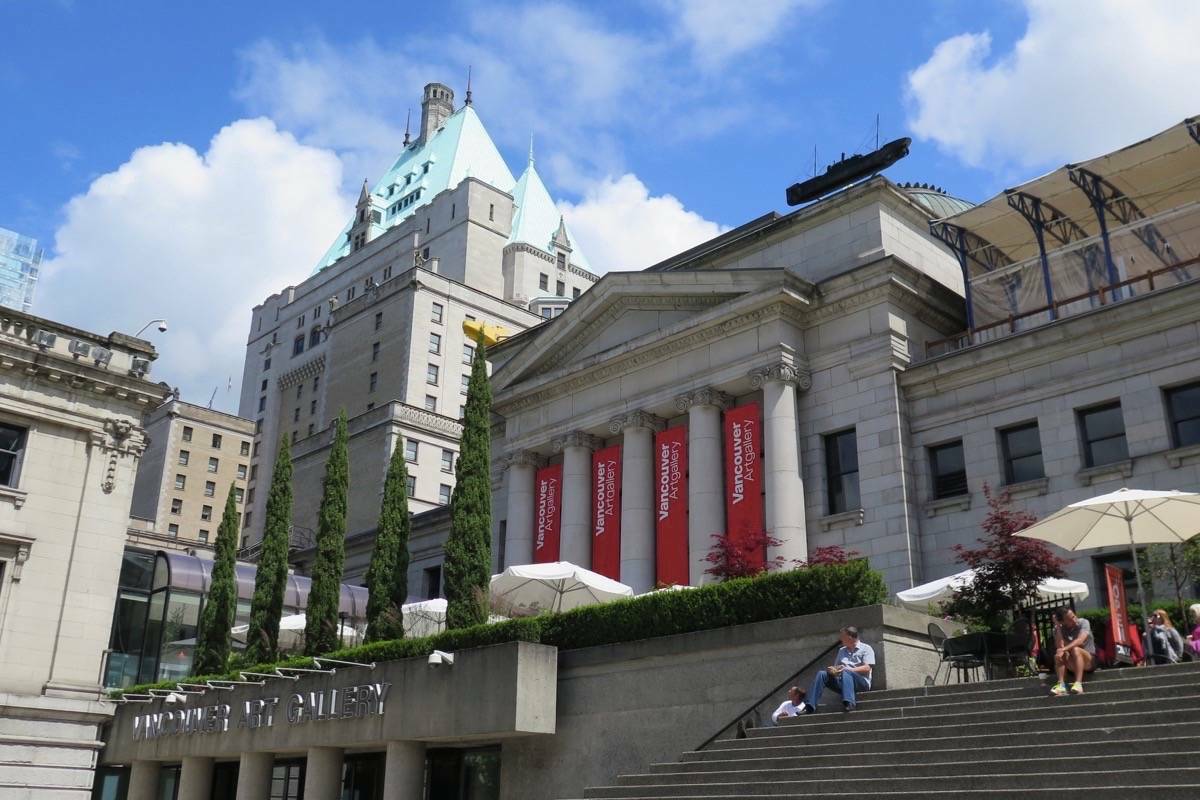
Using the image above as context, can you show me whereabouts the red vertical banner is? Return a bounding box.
[655,426,689,586]
[591,445,622,580]
[1105,564,1133,663]
[724,402,765,567]
[534,464,562,563]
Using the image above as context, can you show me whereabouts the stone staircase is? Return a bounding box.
[571,660,1200,799]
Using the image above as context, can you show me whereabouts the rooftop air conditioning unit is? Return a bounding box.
[33,330,56,350]
[68,339,92,358]
[130,357,151,378]
[92,347,113,368]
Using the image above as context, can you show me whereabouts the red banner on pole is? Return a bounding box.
[655,427,689,586]
[1105,564,1133,663]
[534,464,562,563]
[724,402,764,567]
[591,445,622,580]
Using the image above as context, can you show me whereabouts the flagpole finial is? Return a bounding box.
[465,65,473,106]
[403,109,411,146]
[528,133,534,165]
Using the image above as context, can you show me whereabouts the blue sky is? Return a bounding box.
[1,0,1196,409]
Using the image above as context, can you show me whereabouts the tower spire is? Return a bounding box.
[528,133,535,166]
[403,109,411,146]
[465,65,473,106]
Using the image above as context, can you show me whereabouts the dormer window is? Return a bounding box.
[556,252,566,270]
[423,164,430,174]
[358,209,366,223]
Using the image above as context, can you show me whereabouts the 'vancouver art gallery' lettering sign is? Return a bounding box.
[131,682,391,741]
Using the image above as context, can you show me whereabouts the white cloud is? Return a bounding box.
[38,119,347,411]
[662,0,820,68]
[906,0,1200,169]
[561,174,727,272]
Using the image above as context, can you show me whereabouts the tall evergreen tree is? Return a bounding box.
[304,411,350,655]
[364,443,412,642]
[244,436,293,664]
[444,339,493,629]
[193,488,240,675]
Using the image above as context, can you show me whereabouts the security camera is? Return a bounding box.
[427,649,455,667]
[164,692,187,704]
[157,321,168,333]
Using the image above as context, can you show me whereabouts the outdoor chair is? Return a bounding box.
[928,622,985,684]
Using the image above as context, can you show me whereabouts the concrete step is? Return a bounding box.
[659,734,1200,772]
[582,767,1200,797]
[568,790,1200,800]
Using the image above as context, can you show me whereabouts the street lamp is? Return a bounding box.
[134,319,168,337]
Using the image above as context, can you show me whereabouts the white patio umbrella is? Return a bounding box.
[490,562,634,616]
[896,568,1089,611]
[1016,487,1200,659]
[232,613,357,652]
[401,598,447,639]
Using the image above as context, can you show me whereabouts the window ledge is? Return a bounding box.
[1076,459,1134,486]
[1166,443,1200,469]
[0,485,28,509]
[1003,477,1049,499]
[925,494,971,518]
[819,508,865,531]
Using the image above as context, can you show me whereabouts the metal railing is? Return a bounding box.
[695,640,839,751]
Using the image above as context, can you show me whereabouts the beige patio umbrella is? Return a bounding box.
[1016,487,1200,660]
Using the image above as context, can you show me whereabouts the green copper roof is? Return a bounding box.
[509,158,592,273]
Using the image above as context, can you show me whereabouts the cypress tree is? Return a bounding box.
[193,487,240,675]
[304,411,350,656]
[243,436,293,664]
[364,442,412,642]
[443,339,493,630]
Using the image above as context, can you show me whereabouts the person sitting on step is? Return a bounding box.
[1050,606,1095,696]
[770,686,809,724]
[1148,608,1185,664]
[806,625,875,712]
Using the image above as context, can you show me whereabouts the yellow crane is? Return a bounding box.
[462,320,508,347]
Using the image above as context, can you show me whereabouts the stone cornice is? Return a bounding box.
[674,387,733,413]
[501,450,545,470]
[608,410,665,434]
[749,363,812,391]
[552,431,602,452]
[393,403,463,438]
[0,342,166,409]
[277,353,326,390]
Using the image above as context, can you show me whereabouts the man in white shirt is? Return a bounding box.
[770,686,808,724]
[806,625,876,712]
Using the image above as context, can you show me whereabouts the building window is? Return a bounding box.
[556,252,566,270]
[237,463,247,480]
[347,286,356,301]
[297,314,305,329]
[461,374,470,394]
[235,487,244,504]
[374,312,383,331]
[824,428,860,514]
[313,375,320,392]
[423,564,441,599]
[211,433,222,449]
[539,273,548,291]
[260,379,267,392]
[244,511,253,529]
[291,430,298,444]
[462,344,475,365]
[264,357,271,371]
[310,399,317,415]
[459,404,465,419]
[488,203,495,221]
[170,498,182,515]
[208,457,219,473]
[293,384,302,400]
[307,423,314,436]
[406,475,417,497]
[441,449,454,472]
[253,441,260,456]
[198,530,209,543]
[182,426,193,442]
[427,364,439,385]
[174,474,186,490]
[929,441,967,499]
[258,396,266,413]
[1166,382,1200,448]
[372,341,380,362]
[255,419,263,435]
[439,484,452,505]
[425,395,438,412]
[556,279,565,296]
[247,487,255,504]
[308,327,320,348]
[168,523,179,537]
[292,335,304,357]
[240,441,250,457]
[429,332,441,354]
[573,287,581,300]
[405,440,419,463]
[250,464,258,481]
[1000,422,1045,484]
[201,504,212,521]
[431,302,444,324]
[369,372,378,392]
[1079,402,1128,468]
[293,407,300,423]
[383,265,392,280]
[314,304,322,319]
[204,481,215,497]
[178,450,190,466]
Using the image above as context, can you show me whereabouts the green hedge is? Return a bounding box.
[114,561,886,696]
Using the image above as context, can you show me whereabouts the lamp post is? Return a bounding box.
[134,319,168,337]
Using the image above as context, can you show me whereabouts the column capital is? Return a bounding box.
[551,430,602,452]
[749,363,812,391]
[608,410,666,435]
[501,450,545,470]
[674,386,733,413]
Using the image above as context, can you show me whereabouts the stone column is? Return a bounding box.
[303,746,344,800]
[127,761,160,800]
[178,757,215,800]
[236,752,275,800]
[383,741,426,798]
[610,411,665,593]
[553,431,600,568]
[750,364,810,565]
[502,451,543,568]
[676,387,732,585]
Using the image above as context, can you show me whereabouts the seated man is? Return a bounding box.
[1050,606,1095,696]
[770,686,808,724]
[807,626,875,712]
